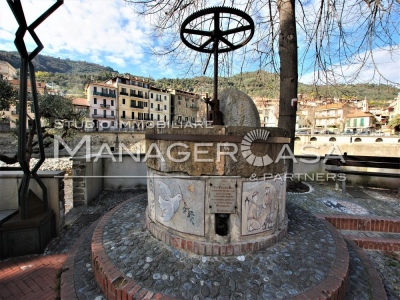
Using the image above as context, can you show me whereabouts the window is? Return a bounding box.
[164,115,167,122]
[151,93,153,99]
[151,114,153,120]
[157,114,160,121]
[103,99,106,106]
[164,105,167,110]
[164,96,167,100]
[360,118,365,126]
[93,87,97,92]
[94,109,97,115]
[111,111,114,116]
[151,103,153,109]
[94,98,97,104]
[122,111,126,118]
[138,82,143,87]
[111,121,115,127]
[122,99,125,105]
[131,100,136,107]
[103,110,106,117]
[132,112,135,119]
[144,102,148,107]
[111,100,114,106]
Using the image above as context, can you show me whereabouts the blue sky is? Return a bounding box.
[0,0,399,85]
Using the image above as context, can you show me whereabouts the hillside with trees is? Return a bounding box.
[1,51,398,103]
[153,71,399,106]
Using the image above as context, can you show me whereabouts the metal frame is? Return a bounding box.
[7,0,63,219]
[180,7,254,125]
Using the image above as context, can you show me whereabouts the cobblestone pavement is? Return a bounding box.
[2,181,397,299]
[55,181,398,299]
[101,195,337,299]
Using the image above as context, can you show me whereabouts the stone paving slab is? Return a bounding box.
[287,182,400,218]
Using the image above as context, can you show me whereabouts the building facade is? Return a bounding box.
[169,89,200,124]
[86,82,117,130]
[0,61,17,80]
[150,87,170,123]
[105,76,150,130]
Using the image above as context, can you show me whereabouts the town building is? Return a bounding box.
[150,87,170,123]
[253,98,279,127]
[1,80,47,128]
[169,89,200,124]
[344,111,376,134]
[313,103,355,133]
[105,76,150,130]
[85,82,117,130]
[0,61,17,80]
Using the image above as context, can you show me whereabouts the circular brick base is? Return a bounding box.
[91,198,350,300]
[145,212,288,256]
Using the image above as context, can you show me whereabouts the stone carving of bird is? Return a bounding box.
[158,180,182,222]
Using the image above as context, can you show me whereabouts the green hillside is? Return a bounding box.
[1,50,398,103]
[0,50,116,74]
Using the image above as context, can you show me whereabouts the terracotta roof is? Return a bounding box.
[346,111,373,118]
[315,103,344,111]
[88,82,117,89]
[72,98,89,107]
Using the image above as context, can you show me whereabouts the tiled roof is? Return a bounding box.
[72,98,89,106]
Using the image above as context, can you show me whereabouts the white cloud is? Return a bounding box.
[0,0,153,74]
[300,47,400,85]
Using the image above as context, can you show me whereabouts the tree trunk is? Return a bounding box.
[277,0,298,174]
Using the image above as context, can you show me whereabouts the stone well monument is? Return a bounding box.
[145,125,290,255]
[145,7,291,256]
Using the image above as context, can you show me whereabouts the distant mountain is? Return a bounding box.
[0,50,116,74]
[154,71,399,104]
[1,50,398,103]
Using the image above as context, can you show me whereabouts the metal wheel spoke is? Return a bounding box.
[222,25,253,36]
[199,37,213,50]
[219,36,235,50]
[182,28,213,36]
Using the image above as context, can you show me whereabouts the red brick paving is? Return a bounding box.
[0,254,66,300]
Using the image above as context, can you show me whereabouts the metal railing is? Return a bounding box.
[92,91,116,98]
[92,114,116,119]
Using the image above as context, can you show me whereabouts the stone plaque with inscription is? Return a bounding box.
[209,178,237,213]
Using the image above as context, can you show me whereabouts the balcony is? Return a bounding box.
[120,91,128,96]
[131,105,144,109]
[92,114,116,119]
[92,91,116,98]
[130,93,144,99]
[155,108,163,112]
[100,104,110,108]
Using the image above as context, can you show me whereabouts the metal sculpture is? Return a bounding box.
[180,7,255,125]
[7,0,63,219]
